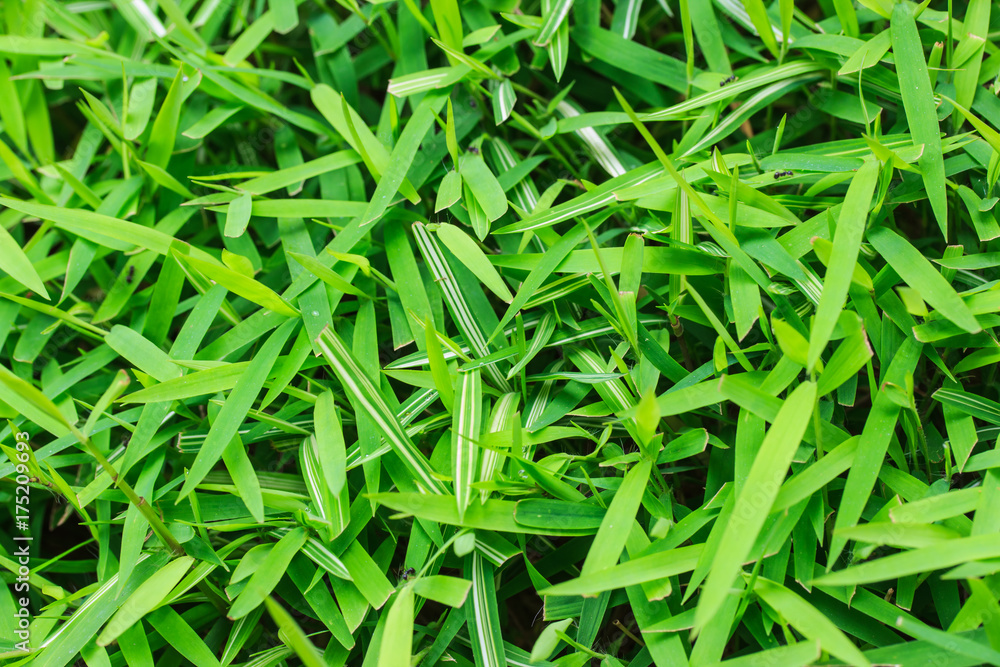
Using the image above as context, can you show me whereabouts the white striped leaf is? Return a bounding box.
[412,222,511,391]
[475,531,521,566]
[568,347,639,440]
[454,369,484,520]
[489,137,539,213]
[388,312,669,371]
[543,0,570,80]
[315,326,447,494]
[556,100,626,177]
[465,552,507,667]
[611,0,643,39]
[496,163,661,235]
[387,66,469,97]
[933,389,1000,425]
[644,60,825,121]
[300,436,349,539]
[491,78,516,125]
[221,608,265,665]
[682,76,819,157]
[299,535,352,581]
[524,360,564,434]
[534,0,573,47]
[479,392,520,501]
[506,313,556,380]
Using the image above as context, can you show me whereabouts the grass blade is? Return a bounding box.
[694,381,817,633]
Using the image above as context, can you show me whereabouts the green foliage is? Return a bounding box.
[3,1,1000,666]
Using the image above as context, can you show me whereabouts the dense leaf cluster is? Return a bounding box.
[2,1,1000,666]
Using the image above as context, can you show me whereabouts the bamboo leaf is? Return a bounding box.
[433,223,513,302]
[891,1,946,236]
[694,381,817,633]
[807,160,878,370]
[867,226,980,334]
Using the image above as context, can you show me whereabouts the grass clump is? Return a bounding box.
[3,1,1000,666]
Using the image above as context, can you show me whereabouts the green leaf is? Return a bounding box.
[839,31,891,75]
[754,577,871,667]
[181,103,242,140]
[430,0,463,50]
[742,0,779,59]
[815,329,873,397]
[0,222,50,299]
[372,492,597,535]
[425,320,455,412]
[106,325,182,383]
[867,226,980,334]
[180,318,297,497]
[895,613,1000,666]
[264,597,326,667]
[460,152,509,232]
[436,170,464,212]
[287,251,369,298]
[270,0,299,33]
[433,223,513,302]
[177,252,300,318]
[932,388,1000,425]
[378,586,415,667]
[807,159,878,370]
[97,557,194,646]
[891,1,946,236]
[412,575,472,607]
[146,606,222,667]
[828,337,923,565]
[361,92,447,226]
[146,69,195,169]
[831,0,859,37]
[581,459,651,574]
[228,528,308,619]
[313,389,347,497]
[816,534,1000,586]
[118,363,248,403]
[540,544,704,596]
[571,25,690,93]
[224,192,253,238]
[694,381,817,632]
[530,619,573,662]
[310,84,421,205]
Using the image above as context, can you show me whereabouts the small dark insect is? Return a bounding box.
[719,74,738,87]
[400,567,416,581]
[469,99,477,108]
[126,266,135,284]
[468,146,480,155]
[773,170,793,179]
